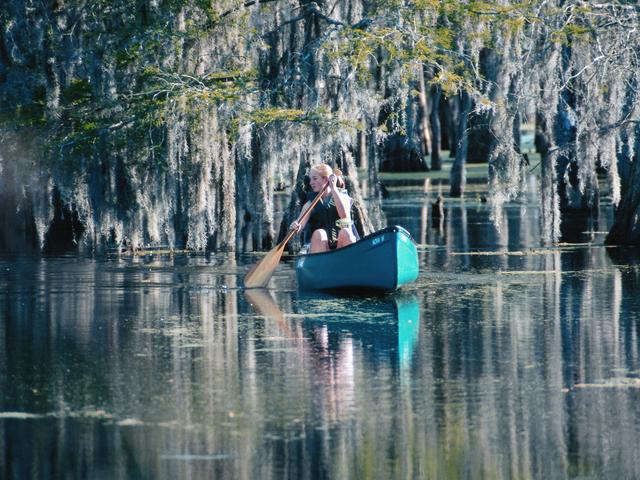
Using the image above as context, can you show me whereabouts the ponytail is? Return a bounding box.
[332,167,345,188]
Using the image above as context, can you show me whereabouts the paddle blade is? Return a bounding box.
[244,289,290,333]
[243,244,286,288]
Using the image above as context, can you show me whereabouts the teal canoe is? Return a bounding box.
[295,225,419,292]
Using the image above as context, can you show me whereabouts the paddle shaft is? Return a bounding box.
[243,182,329,288]
[280,181,330,247]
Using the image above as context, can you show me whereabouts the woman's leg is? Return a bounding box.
[336,228,356,249]
[310,229,330,253]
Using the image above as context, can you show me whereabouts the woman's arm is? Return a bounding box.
[328,175,351,219]
[290,200,312,232]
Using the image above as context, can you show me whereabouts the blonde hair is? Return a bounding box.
[310,163,345,188]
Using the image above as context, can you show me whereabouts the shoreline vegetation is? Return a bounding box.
[105,125,619,258]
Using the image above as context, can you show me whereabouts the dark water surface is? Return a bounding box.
[2,186,640,479]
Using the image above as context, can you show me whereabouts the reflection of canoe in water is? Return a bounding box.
[299,294,421,370]
[295,226,419,292]
[245,290,421,370]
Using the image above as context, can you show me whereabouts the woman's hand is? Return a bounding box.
[290,220,302,233]
[326,174,349,219]
[328,174,337,190]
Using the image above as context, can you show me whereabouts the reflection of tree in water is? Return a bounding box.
[2,247,640,478]
[419,248,640,479]
[0,255,242,480]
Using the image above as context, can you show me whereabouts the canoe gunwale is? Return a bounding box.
[295,225,413,261]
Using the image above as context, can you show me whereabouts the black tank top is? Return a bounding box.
[304,190,348,249]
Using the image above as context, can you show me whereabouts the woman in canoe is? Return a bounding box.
[290,163,358,253]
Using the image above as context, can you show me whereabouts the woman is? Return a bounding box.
[290,163,358,253]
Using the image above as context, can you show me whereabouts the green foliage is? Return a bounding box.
[138,68,258,108]
[10,104,47,127]
[248,108,342,126]
[551,24,593,45]
[326,28,379,82]
[430,70,469,97]
[322,0,509,95]
[249,108,309,124]
[62,79,92,105]
[3,86,47,127]
[2,0,631,179]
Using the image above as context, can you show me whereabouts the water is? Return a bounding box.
[2,183,640,479]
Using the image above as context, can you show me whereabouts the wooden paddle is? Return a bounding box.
[244,182,329,288]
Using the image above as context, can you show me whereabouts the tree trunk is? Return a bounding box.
[536,111,562,245]
[356,127,368,171]
[443,97,458,158]
[606,123,640,245]
[279,154,310,252]
[336,145,376,236]
[429,85,442,171]
[450,91,471,198]
[417,72,432,166]
[237,129,275,252]
[467,111,492,164]
[379,94,428,172]
[0,135,39,252]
